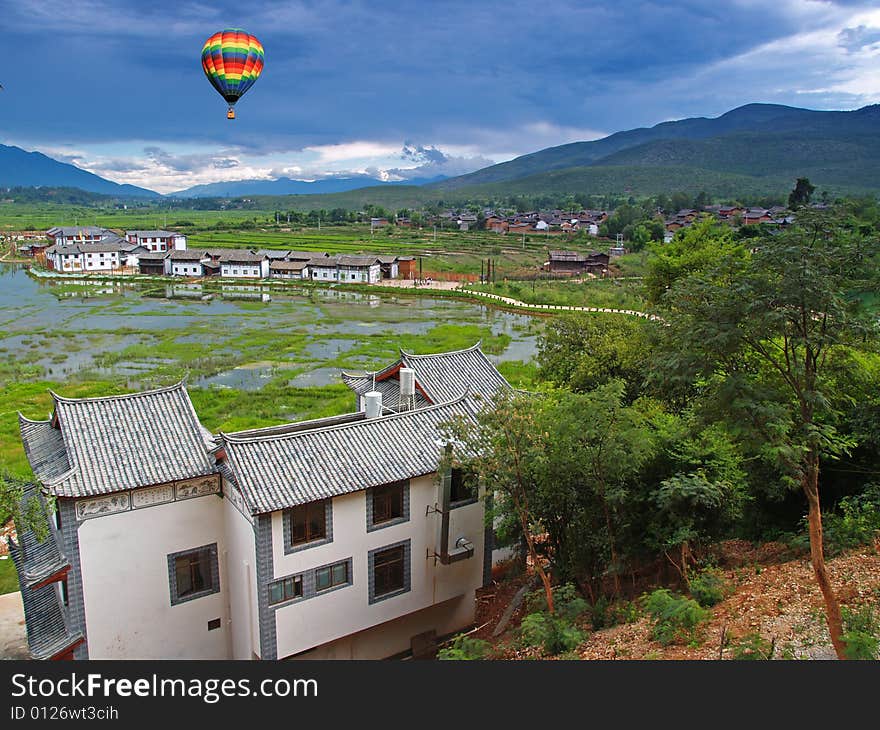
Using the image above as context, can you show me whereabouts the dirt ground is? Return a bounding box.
[472,539,880,660]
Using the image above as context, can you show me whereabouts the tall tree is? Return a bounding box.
[788,177,816,208]
[441,393,556,613]
[655,208,879,658]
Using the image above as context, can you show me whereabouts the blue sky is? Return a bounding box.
[2,0,879,193]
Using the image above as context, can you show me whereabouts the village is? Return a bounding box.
[1,199,801,284]
[6,226,616,281]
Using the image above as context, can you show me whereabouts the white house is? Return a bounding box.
[307,255,382,284]
[219,251,270,279]
[46,227,111,246]
[125,230,187,252]
[167,250,208,277]
[269,260,310,279]
[45,238,127,273]
[11,344,510,660]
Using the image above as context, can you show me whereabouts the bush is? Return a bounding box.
[688,567,731,608]
[437,634,491,660]
[729,632,775,660]
[841,604,879,660]
[524,583,588,622]
[823,486,880,556]
[520,584,588,655]
[791,485,880,556]
[519,612,584,656]
[642,588,710,646]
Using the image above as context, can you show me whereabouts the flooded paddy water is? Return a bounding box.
[0,263,542,396]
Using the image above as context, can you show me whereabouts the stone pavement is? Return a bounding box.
[0,591,29,659]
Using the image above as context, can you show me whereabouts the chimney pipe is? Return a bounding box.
[365,391,382,418]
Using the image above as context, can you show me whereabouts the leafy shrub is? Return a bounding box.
[642,588,710,646]
[437,634,491,660]
[609,600,642,626]
[589,597,641,630]
[519,612,584,655]
[791,485,880,556]
[841,604,880,660]
[729,632,775,660]
[589,595,610,630]
[524,583,588,622]
[688,567,731,608]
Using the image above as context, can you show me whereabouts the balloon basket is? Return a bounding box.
[227,107,235,120]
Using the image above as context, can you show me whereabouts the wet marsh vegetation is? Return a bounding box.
[0,264,542,478]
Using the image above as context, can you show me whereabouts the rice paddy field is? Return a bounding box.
[0,263,544,479]
[0,202,646,277]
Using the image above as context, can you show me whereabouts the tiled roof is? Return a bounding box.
[126,230,179,237]
[218,396,477,514]
[400,342,511,403]
[137,252,168,261]
[219,250,266,263]
[47,226,107,237]
[6,484,83,660]
[7,484,69,590]
[20,383,216,498]
[269,260,309,271]
[19,416,71,484]
[340,373,432,411]
[256,249,292,260]
[337,255,381,267]
[168,250,207,261]
[287,250,329,260]
[341,342,511,410]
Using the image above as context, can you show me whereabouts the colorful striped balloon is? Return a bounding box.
[201,29,264,119]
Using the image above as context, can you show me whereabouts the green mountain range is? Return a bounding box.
[246,103,880,210]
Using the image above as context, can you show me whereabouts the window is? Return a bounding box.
[269,575,303,605]
[315,561,348,592]
[290,501,327,546]
[369,540,411,603]
[168,544,219,605]
[369,481,407,529]
[450,467,478,506]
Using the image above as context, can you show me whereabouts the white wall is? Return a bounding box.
[270,474,484,659]
[77,494,229,659]
[222,485,260,660]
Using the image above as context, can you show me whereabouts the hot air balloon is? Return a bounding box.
[201,29,264,120]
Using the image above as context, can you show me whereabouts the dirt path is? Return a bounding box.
[0,591,28,660]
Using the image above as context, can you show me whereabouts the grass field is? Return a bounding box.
[0,203,625,277]
[0,558,18,595]
[470,277,648,310]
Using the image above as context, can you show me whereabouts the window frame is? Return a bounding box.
[366,480,409,532]
[450,467,480,508]
[167,543,220,606]
[368,539,411,604]
[283,499,333,554]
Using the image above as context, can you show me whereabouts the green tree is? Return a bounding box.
[644,217,747,305]
[788,177,815,208]
[440,392,556,613]
[537,313,652,402]
[654,207,879,659]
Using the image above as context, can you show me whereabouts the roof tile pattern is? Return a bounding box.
[21,383,216,497]
[342,342,510,408]
[220,397,476,514]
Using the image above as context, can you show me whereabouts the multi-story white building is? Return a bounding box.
[46,227,111,246]
[125,230,187,252]
[45,238,127,273]
[11,345,509,660]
